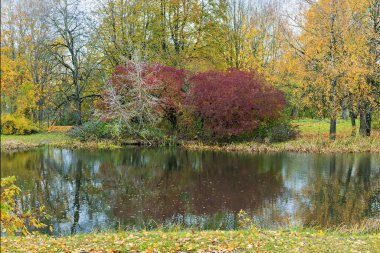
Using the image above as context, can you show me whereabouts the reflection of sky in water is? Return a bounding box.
[281,154,309,191]
[1,148,379,235]
[48,175,111,235]
[55,211,110,235]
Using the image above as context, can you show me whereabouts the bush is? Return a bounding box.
[1,114,39,135]
[98,61,185,133]
[187,69,286,138]
[67,121,113,141]
[138,125,170,144]
[1,176,49,235]
[176,110,205,140]
[253,120,299,143]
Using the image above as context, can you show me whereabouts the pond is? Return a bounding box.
[1,147,379,235]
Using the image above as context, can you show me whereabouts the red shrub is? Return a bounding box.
[154,65,186,128]
[187,69,285,137]
[156,66,185,105]
[98,61,185,129]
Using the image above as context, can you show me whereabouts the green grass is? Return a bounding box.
[1,119,379,153]
[1,132,122,151]
[185,119,380,153]
[1,229,378,252]
[0,133,72,152]
[1,132,68,144]
[293,118,358,138]
[184,118,380,153]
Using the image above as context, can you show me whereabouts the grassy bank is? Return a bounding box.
[2,229,379,252]
[1,119,379,153]
[0,133,121,152]
[185,119,380,153]
[295,118,376,139]
[1,133,65,152]
[1,132,67,143]
[184,135,380,153]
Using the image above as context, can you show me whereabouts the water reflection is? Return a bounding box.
[1,148,379,235]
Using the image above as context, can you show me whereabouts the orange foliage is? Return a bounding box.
[46,126,73,133]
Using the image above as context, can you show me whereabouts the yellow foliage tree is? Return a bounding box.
[296,0,371,139]
[0,47,37,118]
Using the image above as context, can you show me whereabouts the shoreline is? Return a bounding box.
[2,229,379,252]
[2,119,380,153]
[2,136,380,153]
[1,139,122,152]
[182,137,380,154]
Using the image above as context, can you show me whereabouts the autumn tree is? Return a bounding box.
[187,69,285,137]
[224,0,250,69]
[95,0,227,71]
[359,0,380,136]
[10,0,57,126]
[291,0,366,139]
[1,1,38,119]
[48,0,101,125]
[224,0,285,74]
[98,58,185,135]
[23,0,57,126]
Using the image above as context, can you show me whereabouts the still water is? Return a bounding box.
[1,147,379,235]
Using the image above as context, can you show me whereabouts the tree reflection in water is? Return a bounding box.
[299,154,380,228]
[1,148,379,235]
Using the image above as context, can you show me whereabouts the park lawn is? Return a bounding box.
[185,119,380,153]
[293,118,358,139]
[1,230,379,253]
[0,133,73,152]
[1,119,379,152]
[1,132,68,144]
[0,119,369,143]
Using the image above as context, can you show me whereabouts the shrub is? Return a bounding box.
[254,121,299,143]
[177,109,205,140]
[138,125,171,145]
[154,65,186,130]
[1,114,39,135]
[187,69,286,138]
[67,121,112,141]
[1,176,49,235]
[237,210,253,230]
[98,61,185,133]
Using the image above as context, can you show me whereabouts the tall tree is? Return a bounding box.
[22,0,56,126]
[293,0,366,139]
[359,0,380,136]
[95,0,227,71]
[1,1,38,119]
[48,0,100,125]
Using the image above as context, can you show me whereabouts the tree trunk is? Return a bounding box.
[38,99,44,128]
[341,98,348,120]
[290,106,297,118]
[76,97,82,125]
[329,79,337,140]
[359,109,366,136]
[342,108,348,120]
[74,73,82,125]
[330,117,336,140]
[365,111,372,136]
[349,111,356,137]
[359,106,371,137]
